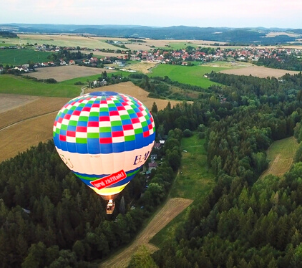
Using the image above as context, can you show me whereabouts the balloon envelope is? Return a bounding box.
[53,91,155,199]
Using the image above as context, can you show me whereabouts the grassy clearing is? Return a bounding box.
[150,134,215,247]
[148,64,226,88]
[170,135,215,199]
[0,48,51,65]
[261,136,299,178]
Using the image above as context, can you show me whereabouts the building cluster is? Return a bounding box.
[129,46,302,64]
[31,43,302,64]
[2,43,302,74]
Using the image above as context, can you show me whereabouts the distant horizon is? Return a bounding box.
[0,23,300,31]
[1,0,301,29]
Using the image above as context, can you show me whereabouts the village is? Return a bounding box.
[1,41,302,73]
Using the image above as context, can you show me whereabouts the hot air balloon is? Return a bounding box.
[53,91,155,214]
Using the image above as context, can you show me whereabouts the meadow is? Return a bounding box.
[261,136,299,178]
[148,64,226,88]
[0,48,51,65]
[171,135,215,199]
[150,134,216,247]
[0,75,81,97]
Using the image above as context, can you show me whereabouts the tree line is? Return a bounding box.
[150,72,302,267]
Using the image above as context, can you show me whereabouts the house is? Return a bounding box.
[159,140,165,145]
[60,59,67,65]
[154,142,161,150]
[69,60,75,65]
[150,154,157,161]
[90,57,98,63]
[114,60,126,67]
[148,162,158,171]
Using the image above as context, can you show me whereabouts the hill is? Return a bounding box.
[1,23,302,44]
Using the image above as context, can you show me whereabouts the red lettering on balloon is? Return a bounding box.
[91,170,127,190]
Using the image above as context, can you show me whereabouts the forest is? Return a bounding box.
[1,70,302,267]
[0,31,17,38]
[256,55,302,71]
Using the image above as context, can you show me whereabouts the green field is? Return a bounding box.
[150,134,215,247]
[0,48,52,65]
[159,42,199,50]
[148,64,226,88]
[170,135,215,199]
[0,75,81,97]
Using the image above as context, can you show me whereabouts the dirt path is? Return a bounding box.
[99,197,193,268]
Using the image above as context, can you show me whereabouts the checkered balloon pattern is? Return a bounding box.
[53,91,155,154]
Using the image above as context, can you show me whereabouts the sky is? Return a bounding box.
[1,0,302,29]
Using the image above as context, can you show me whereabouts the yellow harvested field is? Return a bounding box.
[27,65,115,82]
[0,96,70,130]
[265,31,301,38]
[0,94,39,113]
[220,65,299,78]
[125,61,158,74]
[11,34,120,50]
[0,112,57,162]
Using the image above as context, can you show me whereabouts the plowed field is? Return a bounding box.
[220,65,299,78]
[27,65,115,82]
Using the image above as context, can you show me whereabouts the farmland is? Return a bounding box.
[26,65,115,82]
[149,64,226,88]
[220,64,300,78]
[0,74,81,97]
[0,34,225,52]
[0,80,181,163]
[0,48,51,65]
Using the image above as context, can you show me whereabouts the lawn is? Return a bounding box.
[148,64,226,88]
[150,134,216,247]
[0,48,52,65]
